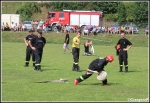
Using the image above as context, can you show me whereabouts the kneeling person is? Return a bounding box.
[83,39,93,56]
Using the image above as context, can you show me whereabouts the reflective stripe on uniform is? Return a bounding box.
[35,64,41,66]
[74,62,78,65]
[80,76,84,80]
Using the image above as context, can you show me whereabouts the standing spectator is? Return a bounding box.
[115,32,132,72]
[24,30,36,67]
[56,21,61,33]
[1,22,5,31]
[34,20,39,32]
[74,55,114,86]
[43,23,47,33]
[72,31,82,72]
[118,26,121,34]
[91,26,97,36]
[39,19,44,30]
[62,30,72,54]
[83,39,93,56]
[31,20,35,31]
[28,31,46,71]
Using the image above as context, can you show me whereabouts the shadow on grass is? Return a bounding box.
[41,68,60,71]
[80,82,121,86]
[34,80,68,83]
[119,70,140,73]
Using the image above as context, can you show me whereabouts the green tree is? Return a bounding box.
[123,2,135,22]
[133,2,148,23]
[117,2,126,23]
[16,2,41,21]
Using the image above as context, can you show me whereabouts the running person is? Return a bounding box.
[24,29,36,67]
[62,30,71,54]
[72,31,82,72]
[28,31,46,71]
[74,55,114,86]
[115,32,132,72]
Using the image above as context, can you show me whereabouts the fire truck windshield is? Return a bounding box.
[49,13,55,18]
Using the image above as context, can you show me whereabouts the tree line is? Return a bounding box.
[16,2,148,25]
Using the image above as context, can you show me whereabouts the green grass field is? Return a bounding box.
[1,31,149,102]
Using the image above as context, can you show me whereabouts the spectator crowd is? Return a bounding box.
[1,20,148,35]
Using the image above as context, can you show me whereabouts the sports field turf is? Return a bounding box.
[2,42,148,102]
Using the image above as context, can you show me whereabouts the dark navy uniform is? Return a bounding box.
[24,31,36,67]
[72,32,81,72]
[84,44,92,55]
[116,38,132,72]
[30,32,46,71]
[75,57,108,85]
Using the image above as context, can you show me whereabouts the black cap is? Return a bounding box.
[29,29,34,32]
[37,31,42,34]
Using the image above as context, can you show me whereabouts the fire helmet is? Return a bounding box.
[106,55,114,63]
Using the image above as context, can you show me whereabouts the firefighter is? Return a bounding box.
[24,29,36,67]
[28,31,46,71]
[72,31,82,72]
[74,55,114,86]
[115,32,132,72]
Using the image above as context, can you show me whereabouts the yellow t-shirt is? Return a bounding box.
[121,26,125,30]
[72,36,80,48]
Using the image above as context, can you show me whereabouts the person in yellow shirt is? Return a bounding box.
[5,22,10,31]
[72,31,82,72]
[121,25,125,33]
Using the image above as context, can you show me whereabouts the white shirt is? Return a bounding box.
[11,23,15,28]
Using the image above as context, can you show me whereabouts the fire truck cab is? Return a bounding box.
[43,10,103,31]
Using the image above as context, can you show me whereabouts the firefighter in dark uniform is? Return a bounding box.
[115,32,132,72]
[72,31,81,72]
[24,29,36,67]
[74,55,114,86]
[28,31,46,71]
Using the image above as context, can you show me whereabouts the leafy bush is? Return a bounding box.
[16,2,41,21]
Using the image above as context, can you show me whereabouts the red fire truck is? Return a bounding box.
[42,10,103,31]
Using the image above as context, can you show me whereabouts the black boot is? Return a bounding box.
[102,79,108,86]
[125,67,128,72]
[119,66,123,72]
[72,64,76,71]
[37,65,42,72]
[34,66,37,70]
[33,63,35,67]
[24,62,29,67]
[76,65,81,72]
